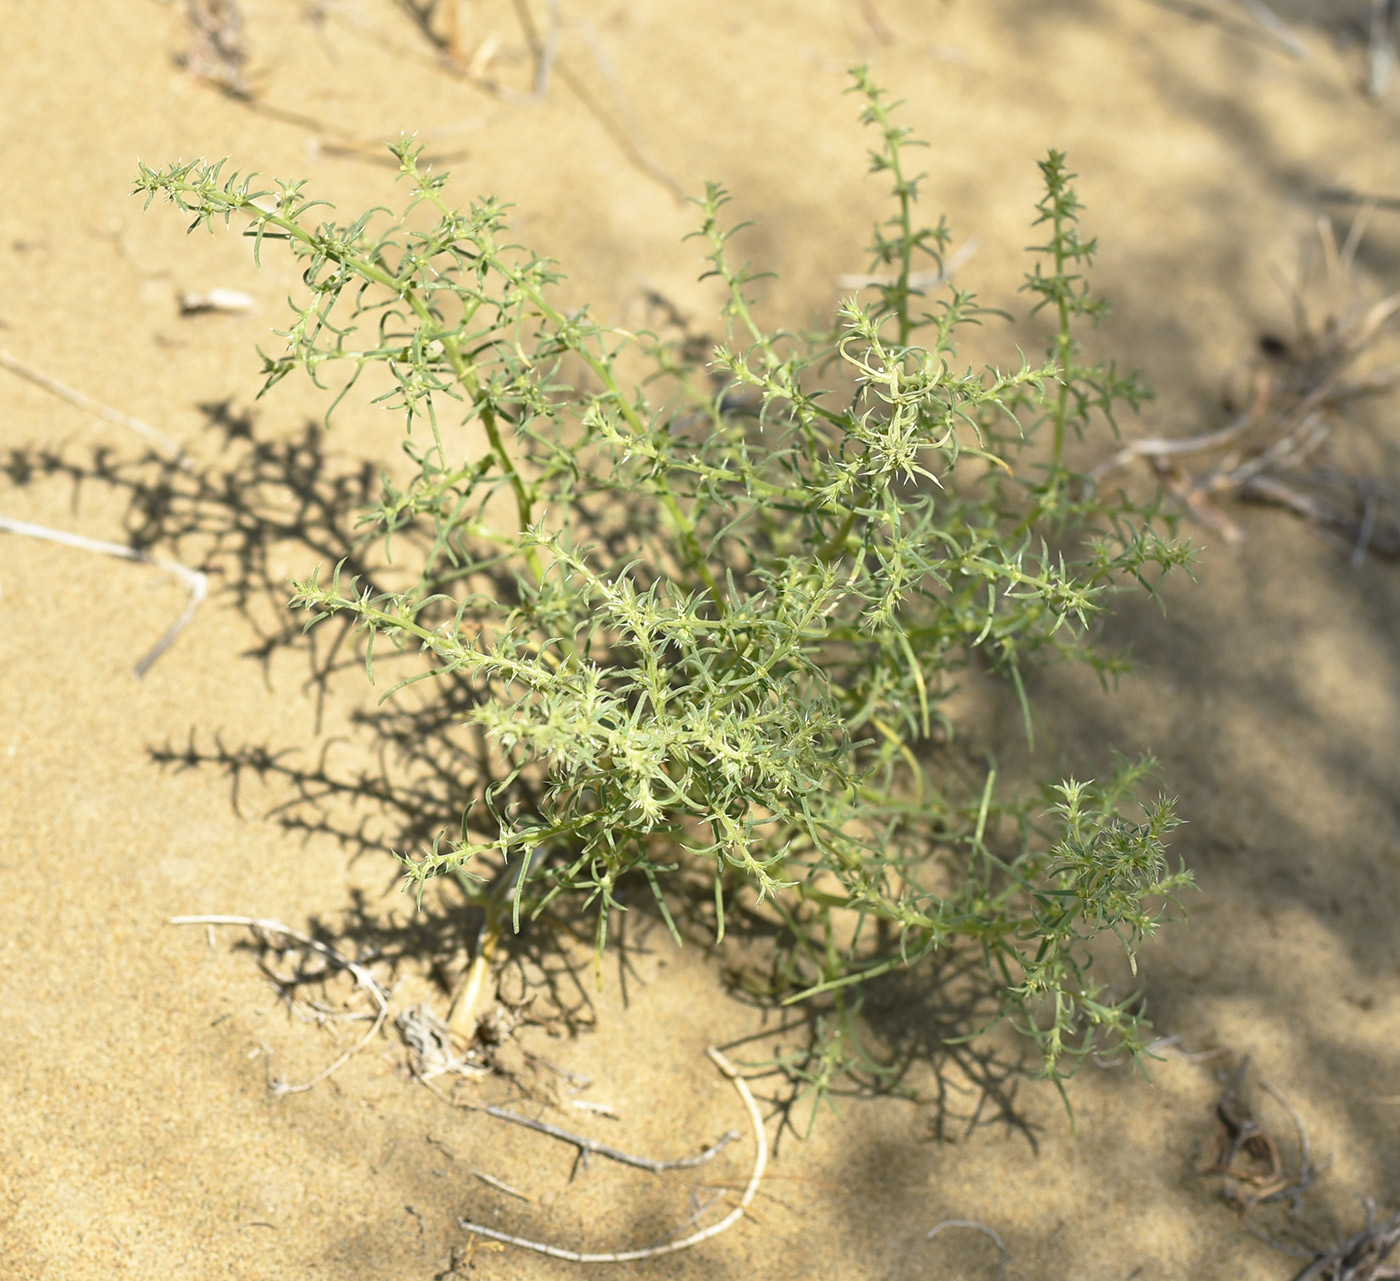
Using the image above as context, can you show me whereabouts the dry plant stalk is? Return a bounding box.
[0,347,189,466]
[179,0,250,96]
[0,513,207,677]
[1094,212,1400,563]
[170,914,390,1094]
[1205,1057,1400,1281]
[379,0,682,196]
[457,1047,767,1263]
[1292,1209,1400,1281]
[926,1218,1010,1280]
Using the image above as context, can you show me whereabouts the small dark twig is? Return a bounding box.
[1291,1204,1400,1281]
[419,1067,739,1174]
[473,1105,739,1174]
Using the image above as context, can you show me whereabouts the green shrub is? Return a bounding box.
[136,67,1194,1125]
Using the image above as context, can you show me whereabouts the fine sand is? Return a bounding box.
[3,3,1400,1278]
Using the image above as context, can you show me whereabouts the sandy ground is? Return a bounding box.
[3,2,1400,1278]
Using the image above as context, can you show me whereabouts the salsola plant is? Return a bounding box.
[135,67,1194,1121]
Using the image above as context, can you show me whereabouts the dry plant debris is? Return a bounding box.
[397,1003,490,1082]
[175,0,476,163]
[1367,0,1400,96]
[456,1047,767,1264]
[0,511,207,678]
[169,914,760,1261]
[178,0,250,96]
[0,349,207,675]
[320,0,683,195]
[1210,1057,1307,1208]
[173,914,521,1091]
[435,1091,740,1178]
[1204,1056,1400,1281]
[1093,213,1400,563]
[1232,0,1309,60]
[0,347,189,467]
[1291,1207,1400,1281]
[171,914,391,1094]
[925,1218,1010,1280]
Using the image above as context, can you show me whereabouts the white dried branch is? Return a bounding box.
[0,512,208,677]
[0,347,190,468]
[457,1047,766,1263]
[169,914,389,1094]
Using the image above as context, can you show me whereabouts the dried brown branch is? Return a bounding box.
[1094,213,1400,559]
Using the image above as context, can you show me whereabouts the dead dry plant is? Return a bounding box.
[1093,211,1400,564]
[308,0,682,194]
[170,915,764,1260]
[1204,1055,1400,1281]
[178,0,251,97]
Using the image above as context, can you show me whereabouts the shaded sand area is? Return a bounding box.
[3,2,1400,1277]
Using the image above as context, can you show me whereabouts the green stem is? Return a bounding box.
[173,171,548,585]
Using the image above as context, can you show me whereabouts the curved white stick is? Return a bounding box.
[458,1046,767,1263]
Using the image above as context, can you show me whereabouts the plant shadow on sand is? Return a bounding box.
[2,399,1049,1150]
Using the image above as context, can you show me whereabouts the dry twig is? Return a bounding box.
[1203,1059,1400,1280]
[457,1047,766,1263]
[0,513,207,677]
[926,1218,1010,1281]
[418,1070,740,1175]
[398,1004,489,1081]
[1292,1204,1400,1281]
[328,0,683,199]
[1212,1056,1288,1205]
[1232,0,1308,60]
[0,347,190,468]
[1093,213,1400,559]
[470,1169,531,1203]
[1255,1072,1321,1213]
[1369,0,1399,97]
[170,914,390,1094]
